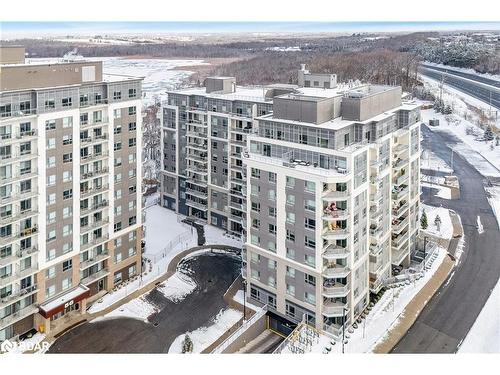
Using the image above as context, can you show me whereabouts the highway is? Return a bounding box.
[391,126,500,353]
[418,64,500,110]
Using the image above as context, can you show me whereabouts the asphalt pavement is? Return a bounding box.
[392,125,500,353]
[419,65,500,110]
[48,253,241,353]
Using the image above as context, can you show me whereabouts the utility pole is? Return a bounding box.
[342,307,347,353]
[423,236,428,275]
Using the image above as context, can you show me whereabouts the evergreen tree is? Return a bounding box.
[443,105,452,115]
[421,210,428,230]
[484,126,494,141]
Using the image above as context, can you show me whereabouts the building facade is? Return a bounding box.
[160,77,275,235]
[241,76,421,336]
[0,47,143,341]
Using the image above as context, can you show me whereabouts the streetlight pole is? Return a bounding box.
[342,307,347,354]
[243,279,247,321]
[423,236,428,275]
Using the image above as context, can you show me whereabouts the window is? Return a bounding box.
[63,189,73,200]
[63,153,73,163]
[304,236,315,249]
[128,106,136,115]
[267,242,276,252]
[48,193,56,205]
[305,199,315,211]
[286,194,295,205]
[114,126,122,135]
[62,171,72,182]
[47,138,56,149]
[129,138,137,147]
[286,230,295,242]
[114,142,122,151]
[305,181,315,193]
[251,168,260,178]
[62,135,72,145]
[128,122,136,131]
[268,207,276,217]
[305,274,316,287]
[268,172,276,183]
[128,88,137,98]
[47,156,56,168]
[113,109,121,119]
[268,189,275,201]
[286,176,295,187]
[44,99,55,109]
[62,277,72,290]
[286,266,295,278]
[47,175,56,186]
[286,212,295,224]
[305,292,316,305]
[250,235,260,246]
[268,224,276,235]
[46,285,56,298]
[305,254,315,267]
[113,91,122,100]
[251,269,260,281]
[47,211,56,224]
[286,248,295,260]
[62,97,72,107]
[286,284,295,297]
[62,259,72,272]
[45,120,56,131]
[251,202,260,213]
[252,218,260,229]
[305,217,316,230]
[114,222,122,232]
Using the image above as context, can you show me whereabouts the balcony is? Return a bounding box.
[80,151,109,163]
[392,202,409,217]
[322,209,349,221]
[80,184,109,199]
[79,253,111,270]
[80,234,109,251]
[81,268,110,286]
[394,173,409,186]
[322,283,350,298]
[0,284,38,307]
[392,186,409,201]
[322,190,349,202]
[185,200,208,212]
[323,323,343,337]
[322,227,349,241]
[186,153,208,163]
[392,216,409,233]
[185,188,208,199]
[81,167,109,180]
[81,200,109,215]
[392,248,410,266]
[323,244,349,260]
[0,305,39,330]
[323,264,351,278]
[19,225,38,238]
[392,231,409,249]
[322,301,349,318]
[81,218,110,233]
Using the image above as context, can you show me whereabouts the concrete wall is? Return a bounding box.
[0,46,25,64]
[0,62,103,91]
[205,77,236,94]
[341,87,402,122]
[273,96,337,125]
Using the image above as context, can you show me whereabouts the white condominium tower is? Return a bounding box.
[0,46,143,341]
[242,68,421,336]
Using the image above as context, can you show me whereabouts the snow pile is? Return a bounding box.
[157,271,197,303]
[204,224,243,248]
[476,216,485,234]
[93,296,158,322]
[6,333,48,354]
[168,308,243,353]
[459,279,500,353]
[421,203,454,240]
[421,149,453,173]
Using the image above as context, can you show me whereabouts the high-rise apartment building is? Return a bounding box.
[241,69,421,336]
[0,46,143,341]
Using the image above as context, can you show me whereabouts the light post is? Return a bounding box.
[341,307,348,354]
[423,236,428,275]
[242,279,247,321]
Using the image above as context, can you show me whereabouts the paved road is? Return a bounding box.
[392,125,500,353]
[48,253,240,353]
[419,65,500,110]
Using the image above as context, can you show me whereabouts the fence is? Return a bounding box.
[143,230,194,264]
[211,305,268,354]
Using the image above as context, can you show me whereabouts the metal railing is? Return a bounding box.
[212,305,268,353]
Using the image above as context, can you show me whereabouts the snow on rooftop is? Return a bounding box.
[39,285,89,312]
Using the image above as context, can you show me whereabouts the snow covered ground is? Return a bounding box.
[28,57,209,105]
[422,109,500,178]
[421,149,454,173]
[280,247,448,353]
[168,308,243,353]
[421,181,453,200]
[92,295,159,322]
[204,224,243,248]
[232,290,261,311]
[459,278,500,353]
[421,203,454,240]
